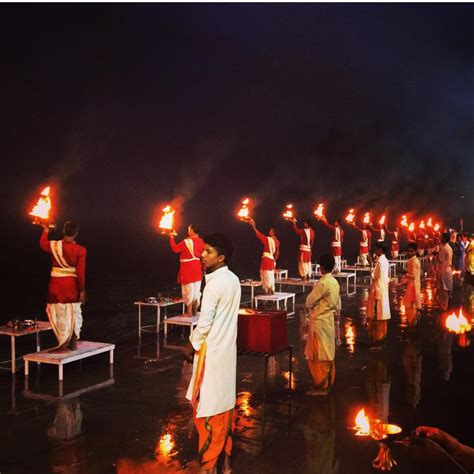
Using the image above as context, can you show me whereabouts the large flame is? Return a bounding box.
[378,214,386,225]
[445,308,472,334]
[29,186,51,220]
[434,223,440,232]
[155,433,175,458]
[419,220,426,230]
[237,197,251,221]
[158,205,175,231]
[345,208,355,224]
[427,217,433,227]
[354,408,370,436]
[408,222,415,232]
[400,215,408,227]
[313,203,325,219]
[363,212,371,225]
[283,203,294,220]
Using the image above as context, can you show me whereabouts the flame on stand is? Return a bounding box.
[29,186,52,220]
[158,205,175,233]
[400,215,408,227]
[237,198,251,221]
[434,223,440,232]
[283,204,294,221]
[379,215,386,225]
[345,208,356,224]
[354,408,371,436]
[408,222,415,232]
[445,308,472,334]
[427,217,433,227]
[419,220,426,230]
[363,212,371,225]
[313,203,325,220]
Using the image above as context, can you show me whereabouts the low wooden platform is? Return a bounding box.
[23,341,115,381]
[164,314,199,336]
[254,292,296,316]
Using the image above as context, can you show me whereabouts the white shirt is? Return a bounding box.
[370,254,391,320]
[186,266,241,417]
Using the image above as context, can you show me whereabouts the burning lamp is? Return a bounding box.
[363,212,371,225]
[282,204,295,221]
[158,205,177,235]
[345,208,356,224]
[29,186,54,227]
[313,203,325,220]
[237,198,252,222]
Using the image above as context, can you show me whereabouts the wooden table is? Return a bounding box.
[134,298,185,337]
[0,321,53,374]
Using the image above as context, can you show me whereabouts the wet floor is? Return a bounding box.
[1,264,474,473]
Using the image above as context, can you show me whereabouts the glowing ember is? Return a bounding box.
[156,433,175,457]
[378,214,386,225]
[400,215,408,227]
[283,204,294,221]
[434,223,440,232]
[408,222,415,232]
[237,198,251,221]
[445,309,472,334]
[313,203,325,220]
[29,186,52,220]
[372,443,397,470]
[158,205,175,232]
[427,217,433,227]
[345,208,356,224]
[419,220,426,230]
[354,408,370,436]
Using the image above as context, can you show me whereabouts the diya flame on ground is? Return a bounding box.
[158,205,177,235]
[345,208,356,224]
[29,186,52,223]
[283,204,295,221]
[313,203,325,220]
[354,408,371,436]
[237,198,251,222]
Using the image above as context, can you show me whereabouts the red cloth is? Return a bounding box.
[255,230,279,270]
[391,240,399,252]
[293,224,314,262]
[170,236,205,284]
[40,230,86,303]
[360,243,369,255]
[331,246,342,257]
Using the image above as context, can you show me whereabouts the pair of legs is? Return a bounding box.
[306,332,335,396]
[298,259,312,281]
[182,281,202,316]
[260,269,275,295]
[47,303,82,352]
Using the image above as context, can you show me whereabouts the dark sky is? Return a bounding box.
[1,4,473,299]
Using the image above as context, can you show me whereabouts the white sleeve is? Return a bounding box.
[189,283,218,350]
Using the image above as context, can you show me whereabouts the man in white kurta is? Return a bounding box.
[436,233,453,311]
[184,234,241,474]
[401,243,422,327]
[367,242,391,346]
[304,254,340,396]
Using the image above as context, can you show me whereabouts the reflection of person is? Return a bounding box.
[304,254,340,396]
[400,243,421,327]
[367,242,391,347]
[402,333,422,408]
[291,218,315,281]
[436,233,453,311]
[169,224,205,316]
[413,426,474,472]
[47,398,86,473]
[247,218,280,294]
[183,234,240,474]
[438,330,454,382]
[40,222,86,351]
[366,351,391,423]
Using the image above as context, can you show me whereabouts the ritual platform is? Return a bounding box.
[164,314,199,337]
[274,269,288,281]
[254,292,296,316]
[310,271,357,296]
[134,298,185,337]
[240,280,262,306]
[23,341,115,381]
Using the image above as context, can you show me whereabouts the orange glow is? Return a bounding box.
[29,186,51,220]
[363,212,371,225]
[283,203,294,221]
[445,308,472,334]
[155,433,175,458]
[427,217,433,227]
[313,203,325,219]
[283,370,296,390]
[378,214,386,225]
[158,205,175,232]
[400,215,408,227]
[237,198,251,221]
[345,208,356,224]
[419,220,426,230]
[238,391,252,417]
[408,222,415,232]
[354,408,370,436]
[345,320,356,354]
[434,223,440,232]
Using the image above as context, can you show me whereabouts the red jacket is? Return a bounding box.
[40,230,86,303]
[170,235,205,284]
[255,230,280,271]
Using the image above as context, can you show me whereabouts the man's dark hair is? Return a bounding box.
[63,221,79,237]
[407,242,418,251]
[318,254,335,273]
[204,233,233,262]
[441,232,450,244]
[375,241,388,254]
[189,224,200,235]
[304,219,313,228]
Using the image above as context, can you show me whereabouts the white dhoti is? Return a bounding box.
[260,269,275,293]
[46,303,83,347]
[181,281,202,306]
[298,261,312,278]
